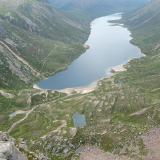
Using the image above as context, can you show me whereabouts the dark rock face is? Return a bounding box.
[0,132,27,160]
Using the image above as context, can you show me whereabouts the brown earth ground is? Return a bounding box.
[79,146,129,160]
[142,128,160,160]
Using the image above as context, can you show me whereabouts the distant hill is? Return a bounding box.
[49,0,148,17]
[125,0,160,54]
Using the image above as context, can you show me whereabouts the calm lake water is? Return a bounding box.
[73,112,86,128]
[38,14,143,90]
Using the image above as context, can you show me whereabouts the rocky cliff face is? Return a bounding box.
[0,132,27,160]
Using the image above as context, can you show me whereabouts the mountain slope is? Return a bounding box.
[1,0,160,160]
[0,0,88,89]
[49,0,147,17]
[0,0,149,89]
[124,0,160,54]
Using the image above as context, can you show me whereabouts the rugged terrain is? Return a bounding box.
[0,0,88,89]
[0,0,147,89]
[0,0,160,160]
[0,131,27,160]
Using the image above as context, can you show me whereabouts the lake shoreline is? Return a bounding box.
[33,82,97,95]
[33,65,127,95]
[36,14,143,92]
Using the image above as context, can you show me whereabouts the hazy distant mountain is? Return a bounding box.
[127,0,160,26]
[49,0,148,17]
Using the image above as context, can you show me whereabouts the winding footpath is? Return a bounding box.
[8,106,38,134]
[7,94,76,134]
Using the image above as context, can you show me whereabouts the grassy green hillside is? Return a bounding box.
[1,0,160,160]
[0,0,148,89]
[0,0,88,89]
[1,52,159,159]
[124,0,160,54]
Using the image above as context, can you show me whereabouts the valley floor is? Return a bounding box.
[0,47,160,159]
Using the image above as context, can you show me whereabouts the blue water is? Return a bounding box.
[73,112,86,128]
[38,14,143,90]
